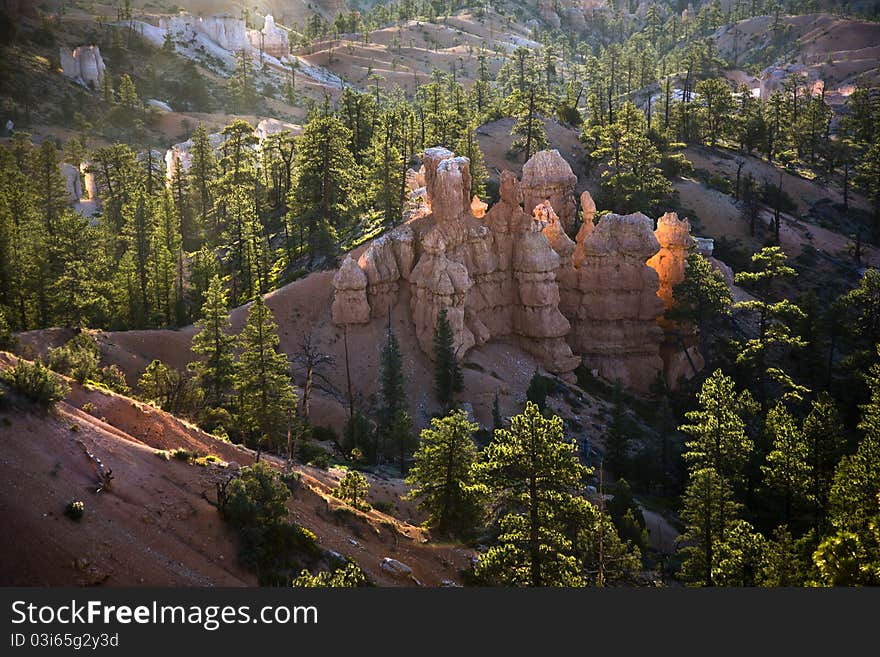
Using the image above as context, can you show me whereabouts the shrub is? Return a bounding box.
[172,448,195,462]
[221,462,321,585]
[311,424,339,443]
[334,470,371,511]
[82,401,96,414]
[372,500,394,515]
[526,370,555,411]
[2,359,70,406]
[280,471,301,493]
[291,561,367,587]
[94,365,130,394]
[46,333,99,383]
[64,500,85,521]
[299,440,332,469]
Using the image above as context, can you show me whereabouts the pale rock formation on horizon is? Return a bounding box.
[60,46,105,88]
[160,14,249,52]
[247,14,290,59]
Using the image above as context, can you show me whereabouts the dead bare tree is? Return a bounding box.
[290,333,338,423]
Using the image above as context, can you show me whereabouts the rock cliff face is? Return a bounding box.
[60,163,83,202]
[331,148,712,393]
[60,46,105,88]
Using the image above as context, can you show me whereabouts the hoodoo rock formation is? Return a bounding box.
[648,212,693,314]
[520,149,579,232]
[60,46,106,88]
[331,148,717,394]
[161,14,249,52]
[248,14,290,59]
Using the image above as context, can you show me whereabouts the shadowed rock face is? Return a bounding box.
[331,148,709,393]
[557,212,666,391]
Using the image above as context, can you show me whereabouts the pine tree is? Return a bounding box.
[51,209,104,328]
[234,297,297,457]
[680,369,754,496]
[803,393,845,532]
[148,191,180,326]
[694,78,736,147]
[377,326,407,455]
[189,124,216,239]
[679,467,741,586]
[118,74,139,110]
[189,275,236,409]
[473,402,593,587]
[228,49,257,113]
[335,470,370,511]
[406,409,483,538]
[591,101,673,214]
[33,141,68,232]
[433,305,462,409]
[509,81,549,162]
[367,109,404,226]
[828,353,880,535]
[287,105,358,259]
[123,190,154,326]
[761,402,812,527]
[734,247,808,407]
[668,252,732,353]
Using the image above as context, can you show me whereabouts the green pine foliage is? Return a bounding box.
[234,297,297,455]
[433,306,463,410]
[189,275,236,409]
[406,409,483,539]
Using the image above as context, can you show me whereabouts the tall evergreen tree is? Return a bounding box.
[761,402,812,527]
[288,104,358,259]
[473,402,593,587]
[734,247,808,408]
[234,297,297,457]
[803,393,845,532]
[433,305,462,410]
[189,275,236,409]
[680,369,754,497]
[679,467,741,586]
[406,409,483,538]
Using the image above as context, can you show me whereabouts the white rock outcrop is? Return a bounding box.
[60,46,105,88]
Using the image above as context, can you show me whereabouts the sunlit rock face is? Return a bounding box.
[648,212,693,314]
[520,149,579,232]
[61,163,82,202]
[331,255,370,325]
[60,46,105,88]
[330,148,716,393]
